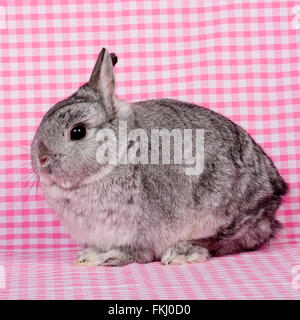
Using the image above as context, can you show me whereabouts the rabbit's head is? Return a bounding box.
[31,48,118,188]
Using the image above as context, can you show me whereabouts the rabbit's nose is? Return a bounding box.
[39,156,48,165]
[38,142,49,166]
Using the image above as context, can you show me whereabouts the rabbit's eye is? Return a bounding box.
[70,125,86,141]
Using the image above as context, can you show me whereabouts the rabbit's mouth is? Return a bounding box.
[39,171,74,189]
[36,162,74,189]
[38,170,55,187]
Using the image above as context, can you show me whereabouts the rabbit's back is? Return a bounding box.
[134,98,287,199]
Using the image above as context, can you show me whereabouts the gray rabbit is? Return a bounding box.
[31,48,288,266]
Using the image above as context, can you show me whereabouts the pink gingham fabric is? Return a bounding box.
[0,0,299,299]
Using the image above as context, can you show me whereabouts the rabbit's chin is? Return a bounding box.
[39,171,74,189]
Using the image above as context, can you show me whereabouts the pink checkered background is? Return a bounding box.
[0,0,299,299]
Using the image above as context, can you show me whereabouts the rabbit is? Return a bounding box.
[31,48,288,266]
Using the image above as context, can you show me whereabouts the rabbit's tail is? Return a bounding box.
[262,151,289,197]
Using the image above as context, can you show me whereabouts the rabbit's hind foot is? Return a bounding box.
[161,241,209,265]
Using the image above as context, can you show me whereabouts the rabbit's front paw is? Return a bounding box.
[75,248,132,266]
[161,241,209,265]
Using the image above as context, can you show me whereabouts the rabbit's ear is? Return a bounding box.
[88,48,115,100]
[110,52,118,67]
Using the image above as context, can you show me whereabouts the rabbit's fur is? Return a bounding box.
[31,48,288,266]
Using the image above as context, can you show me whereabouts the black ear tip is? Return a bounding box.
[110,53,118,66]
